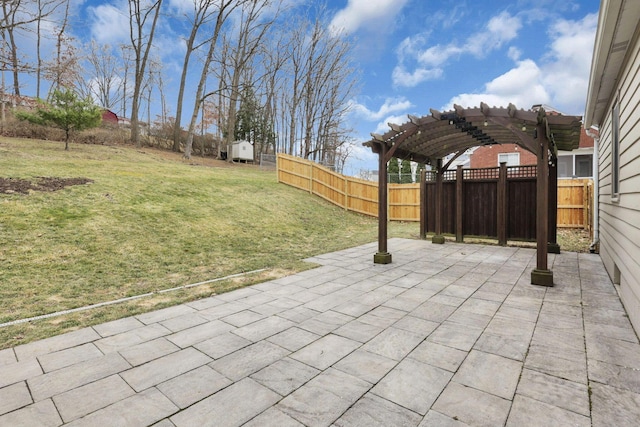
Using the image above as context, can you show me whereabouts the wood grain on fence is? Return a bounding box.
[557,179,593,230]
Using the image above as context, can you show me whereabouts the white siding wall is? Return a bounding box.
[598,29,640,332]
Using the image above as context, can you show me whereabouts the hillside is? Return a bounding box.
[0,138,416,349]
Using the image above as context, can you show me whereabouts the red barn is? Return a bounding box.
[101,110,118,125]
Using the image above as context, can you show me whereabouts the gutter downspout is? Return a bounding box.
[587,126,600,253]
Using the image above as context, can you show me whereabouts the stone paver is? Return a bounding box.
[372,357,452,415]
[157,365,231,409]
[120,347,212,392]
[170,378,279,427]
[28,352,131,400]
[52,374,135,422]
[334,392,423,427]
[1,239,640,426]
[433,382,511,427]
[0,382,32,416]
[290,333,360,370]
[250,357,320,396]
[452,350,522,400]
[277,368,371,426]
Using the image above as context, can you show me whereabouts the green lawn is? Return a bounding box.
[0,137,417,349]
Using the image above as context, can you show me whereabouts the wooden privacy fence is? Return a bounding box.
[558,179,594,231]
[276,153,592,229]
[421,165,538,242]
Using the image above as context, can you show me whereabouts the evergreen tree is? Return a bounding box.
[416,162,426,182]
[388,157,400,183]
[16,89,102,150]
[400,159,412,183]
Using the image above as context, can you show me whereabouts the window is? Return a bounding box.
[557,154,593,178]
[612,100,620,198]
[498,152,519,167]
[558,156,572,178]
[575,155,593,177]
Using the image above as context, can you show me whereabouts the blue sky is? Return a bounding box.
[22,0,601,175]
[325,0,601,175]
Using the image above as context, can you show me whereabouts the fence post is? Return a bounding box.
[548,161,560,253]
[420,169,427,239]
[308,160,313,194]
[583,181,588,230]
[344,176,348,210]
[432,159,445,244]
[497,162,507,246]
[456,165,463,243]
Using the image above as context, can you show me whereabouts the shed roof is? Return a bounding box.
[364,103,582,167]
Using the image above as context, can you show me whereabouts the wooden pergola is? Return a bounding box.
[364,103,582,286]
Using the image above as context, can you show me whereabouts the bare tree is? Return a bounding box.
[1,0,25,96]
[128,0,163,148]
[218,0,279,162]
[276,9,357,166]
[42,1,83,93]
[83,41,124,111]
[35,0,66,97]
[171,0,221,152]
[180,0,244,159]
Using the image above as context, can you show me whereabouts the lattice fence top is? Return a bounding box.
[423,165,538,182]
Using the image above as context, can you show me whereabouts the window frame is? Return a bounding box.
[612,98,620,200]
[497,152,520,167]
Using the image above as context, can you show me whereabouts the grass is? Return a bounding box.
[0,137,417,349]
[0,137,593,349]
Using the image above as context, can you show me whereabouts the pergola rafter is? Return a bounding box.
[363,103,583,287]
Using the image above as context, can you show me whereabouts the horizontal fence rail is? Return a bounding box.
[276,154,592,228]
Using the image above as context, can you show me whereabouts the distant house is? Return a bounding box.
[469,142,537,168]
[584,0,640,332]
[469,105,595,178]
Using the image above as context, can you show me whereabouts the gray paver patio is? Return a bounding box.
[1,238,640,426]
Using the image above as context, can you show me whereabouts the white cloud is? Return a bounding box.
[507,46,522,61]
[392,65,443,87]
[88,2,130,44]
[541,13,599,114]
[393,11,522,87]
[443,12,598,115]
[373,114,409,135]
[329,0,410,35]
[447,60,551,111]
[350,97,413,121]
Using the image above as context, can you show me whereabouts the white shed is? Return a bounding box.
[231,140,254,162]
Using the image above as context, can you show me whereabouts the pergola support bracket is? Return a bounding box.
[374,252,392,264]
[432,235,445,244]
[548,242,561,254]
[531,268,554,287]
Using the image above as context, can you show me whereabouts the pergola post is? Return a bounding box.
[497,162,508,246]
[419,168,427,239]
[432,159,445,244]
[374,144,392,264]
[548,160,560,254]
[455,165,463,243]
[531,121,553,286]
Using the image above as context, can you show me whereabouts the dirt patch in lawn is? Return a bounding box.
[0,177,93,194]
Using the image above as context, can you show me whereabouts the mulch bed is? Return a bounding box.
[0,177,93,194]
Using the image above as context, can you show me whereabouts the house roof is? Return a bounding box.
[364,103,582,167]
[585,0,640,127]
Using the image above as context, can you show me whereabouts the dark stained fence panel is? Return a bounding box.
[423,166,537,242]
[463,180,497,237]
[508,178,537,240]
[443,182,456,234]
